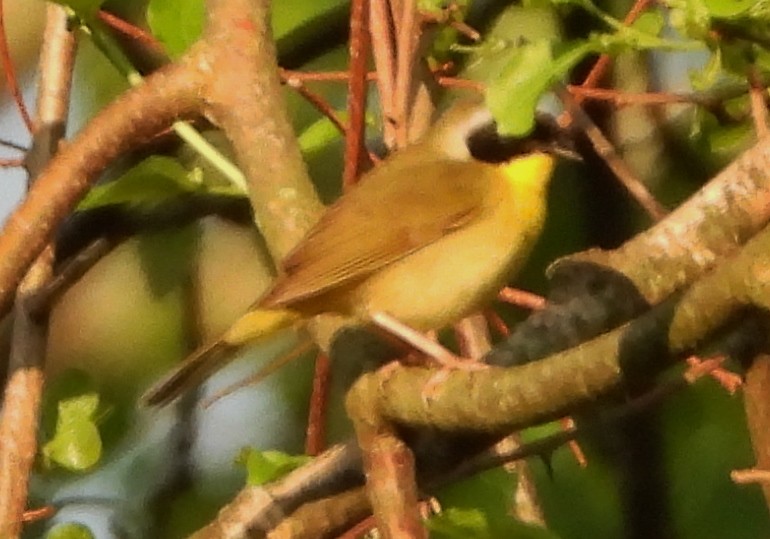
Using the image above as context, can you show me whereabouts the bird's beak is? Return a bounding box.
[545,140,582,162]
[530,113,582,162]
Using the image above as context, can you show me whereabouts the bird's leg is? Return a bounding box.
[369,311,485,371]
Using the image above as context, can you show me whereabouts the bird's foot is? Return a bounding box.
[421,359,487,402]
[370,311,478,368]
[370,311,487,400]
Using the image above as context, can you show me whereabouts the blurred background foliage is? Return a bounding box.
[2,0,769,537]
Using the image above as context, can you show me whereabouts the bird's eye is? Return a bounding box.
[466,122,530,164]
[466,114,575,163]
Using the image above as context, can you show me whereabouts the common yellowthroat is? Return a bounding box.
[142,100,571,407]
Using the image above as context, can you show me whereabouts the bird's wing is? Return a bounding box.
[259,160,490,308]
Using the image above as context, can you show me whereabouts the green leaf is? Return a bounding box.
[417,0,448,14]
[668,0,712,39]
[146,0,205,58]
[690,47,723,90]
[47,522,95,539]
[137,223,201,298]
[238,448,311,486]
[427,506,560,539]
[42,394,103,471]
[707,119,754,157]
[298,115,346,154]
[486,40,594,136]
[703,0,755,18]
[78,156,198,211]
[459,5,562,82]
[427,508,492,538]
[630,11,665,37]
[61,392,100,417]
[549,0,589,7]
[273,0,349,41]
[436,467,565,539]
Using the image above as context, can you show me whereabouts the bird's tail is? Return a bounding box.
[141,308,302,407]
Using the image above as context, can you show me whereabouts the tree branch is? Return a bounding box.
[0,6,75,536]
[200,0,323,261]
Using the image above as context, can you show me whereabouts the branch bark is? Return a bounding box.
[0,6,75,536]
[555,137,770,306]
[200,0,323,261]
[744,355,770,510]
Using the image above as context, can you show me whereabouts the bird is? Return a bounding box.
[141,99,572,407]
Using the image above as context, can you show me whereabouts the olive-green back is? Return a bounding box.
[259,153,494,308]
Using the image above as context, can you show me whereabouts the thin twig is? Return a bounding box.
[454,313,548,528]
[557,0,668,222]
[282,77,380,165]
[568,86,713,107]
[280,68,376,83]
[497,287,547,311]
[484,309,510,337]
[560,88,669,221]
[343,0,372,189]
[684,355,742,394]
[284,78,348,136]
[98,9,164,51]
[419,4,480,42]
[575,0,653,95]
[732,468,770,485]
[369,0,397,146]
[26,239,114,317]
[0,158,24,168]
[306,353,332,456]
[445,359,728,485]
[435,76,483,92]
[0,139,27,153]
[392,0,418,148]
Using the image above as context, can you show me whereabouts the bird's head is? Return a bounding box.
[423,98,578,165]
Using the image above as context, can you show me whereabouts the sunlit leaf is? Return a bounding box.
[146,0,205,58]
[42,394,103,471]
[273,0,349,41]
[486,40,593,135]
[690,48,723,91]
[703,0,754,18]
[78,156,198,211]
[427,508,492,538]
[427,506,560,539]
[238,448,311,486]
[630,11,665,37]
[298,115,346,154]
[47,522,95,539]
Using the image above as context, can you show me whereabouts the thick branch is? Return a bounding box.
[556,137,770,306]
[0,248,53,538]
[0,61,204,318]
[344,220,770,538]
[190,443,363,538]
[0,6,74,536]
[349,220,770,434]
[200,0,323,261]
[489,137,770,367]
